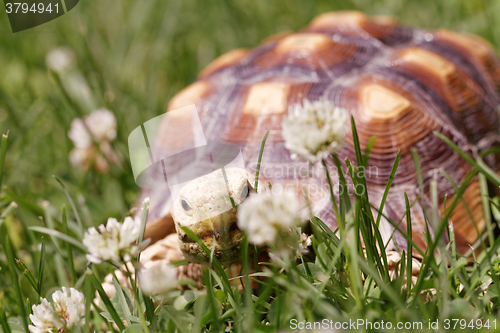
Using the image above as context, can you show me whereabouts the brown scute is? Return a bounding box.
[167,80,210,111]
[435,30,500,92]
[260,30,294,44]
[389,46,494,142]
[198,48,249,79]
[242,82,290,115]
[359,83,412,120]
[442,177,485,247]
[344,79,434,154]
[371,15,398,26]
[308,11,368,30]
[142,11,500,258]
[254,33,356,70]
[221,81,304,148]
[307,10,409,43]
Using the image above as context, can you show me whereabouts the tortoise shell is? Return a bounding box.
[142,11,500,256]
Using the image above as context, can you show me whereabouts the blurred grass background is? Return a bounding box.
[0,0,500,226]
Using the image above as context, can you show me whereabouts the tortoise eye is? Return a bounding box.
[240,184,249,201]
[181,199,192,213]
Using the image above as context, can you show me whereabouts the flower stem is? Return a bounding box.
[124,263,149,332]
[321,158,343,235]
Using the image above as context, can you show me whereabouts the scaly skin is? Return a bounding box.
[171,167,264,264]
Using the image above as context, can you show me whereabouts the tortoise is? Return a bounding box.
[137,10,500,265]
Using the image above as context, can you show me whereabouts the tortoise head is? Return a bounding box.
[171,167,257,264]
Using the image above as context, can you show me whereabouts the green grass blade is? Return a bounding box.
[0,296,12,333]
[112,277,132,327]
[90,269,126,331]
[83,269,93,333]
[0,202,17,227]
[345,157,388,281]
[412,170,475,303]
[479,147,500,157]
[251,280,275,311]
[439,169,486,252]
[1,224,28,332]
[15,259,41,297]
[179,226,237,306]
[356,257,406,310]
[346,221,364,312]
[434,132,500,186]
[241,236,254,331]
[363,136,377,167]
[410,149,431,246]
[310,216,341,247]
[37,237,46,297]
[53,176,84,236]
[331,154,351,217]
[254,130,270,192]
[62,207,77,286]
[322,159,341,232]
[404,193,413,293]
[429,175,441,243]
[371,204,425,257]
[41,204,67,286]
[29,226,86,251]
[143,293,155,325]
[205,270,222,332]
[478,172,494,246]
[350,116,365,168]
[0,132,8,191]
[26,297,31,319]
[375,150,400,227]
[137,197,150,246]
[2,187,44,217]
[50,70,85,118]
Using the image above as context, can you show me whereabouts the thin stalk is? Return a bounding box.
[1,225,28,332]
[37,237,46,298]
[62,207,77,286]
[254,130,270,192]
[90,269,125,331]
[478,172,494,246]
[322,158,342,233]
[124,263,150,332]
[0,132,8,190]
[0,298,11,333]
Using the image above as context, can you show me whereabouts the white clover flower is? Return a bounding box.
[69,142,121,174]
[68,147,88,167]
[29,298,61,333]
[68,109,119,173]
[68,109,117,149]
[45,47,75,73]
[52,287,85,329]
[85,108,117,142]
[137,261,178,296]
[298,229,312,255]
[68,118,92,149]
[83,216,149,264]
[237,192,302,246]
[282,98,348,162]
[29,288,84,333]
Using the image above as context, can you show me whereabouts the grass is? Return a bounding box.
[1,0,500,332]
